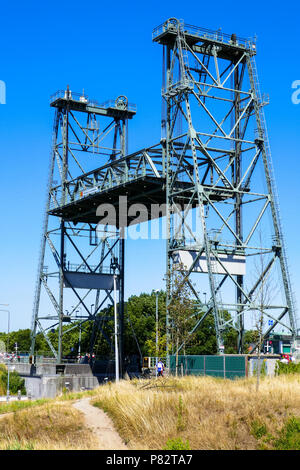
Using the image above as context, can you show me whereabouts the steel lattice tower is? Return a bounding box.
[31,19,298,368]
[30,88,136,367]
[152,18,297,355]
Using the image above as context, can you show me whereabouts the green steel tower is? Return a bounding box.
[152,18,297,356]
[30,89,136,367]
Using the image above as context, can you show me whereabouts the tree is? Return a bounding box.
[0,290,245,362]
[124,290,166,358]
[185,310,239,356]
[88,290,167,360]
[168,267,197,375]
[144,332,167,358]
[252,232,275,391]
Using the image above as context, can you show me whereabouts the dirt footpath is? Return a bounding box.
[73,397,128,450]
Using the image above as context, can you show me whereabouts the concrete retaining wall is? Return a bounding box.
[11,363,99,399]
[12,363,93,377]
[24,375,99,399]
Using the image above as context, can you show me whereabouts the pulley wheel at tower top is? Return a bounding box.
[115,96,128,110]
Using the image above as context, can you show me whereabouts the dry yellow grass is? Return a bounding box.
[0,375,299,450]
[0,401,98,450]
[91,375,300,450]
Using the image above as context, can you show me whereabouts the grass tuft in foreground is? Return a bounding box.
[91,375,300,450]
[0,401,98,450]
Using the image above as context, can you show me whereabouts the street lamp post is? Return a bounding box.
[113,275,119,382]
[75,310,82,361]
[0,308,10,401]
[154,291,159,378]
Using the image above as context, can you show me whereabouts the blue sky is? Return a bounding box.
[0,0,299,332]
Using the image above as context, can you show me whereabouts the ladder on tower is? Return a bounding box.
[249,54,297,330]
[176,21,190,88]
[199,53,210,82]
[198,53,210,104]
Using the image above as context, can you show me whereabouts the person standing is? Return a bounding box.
[156,359,164,377]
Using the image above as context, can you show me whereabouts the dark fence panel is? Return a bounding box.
[170,355,247,379]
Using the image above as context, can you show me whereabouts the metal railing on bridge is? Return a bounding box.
[152,18,255,51]
[49,90,137,113]
[49,143,164,210]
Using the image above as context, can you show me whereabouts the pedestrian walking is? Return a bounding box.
[156,359,164,377]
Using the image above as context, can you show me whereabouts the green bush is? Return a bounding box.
[0,369,26,395]
[163,438,191,450]
[275,360,300,376]
[0,367,7,394]
[273,417,300,450]
[5,440,35,450]
[251,419,267,439]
